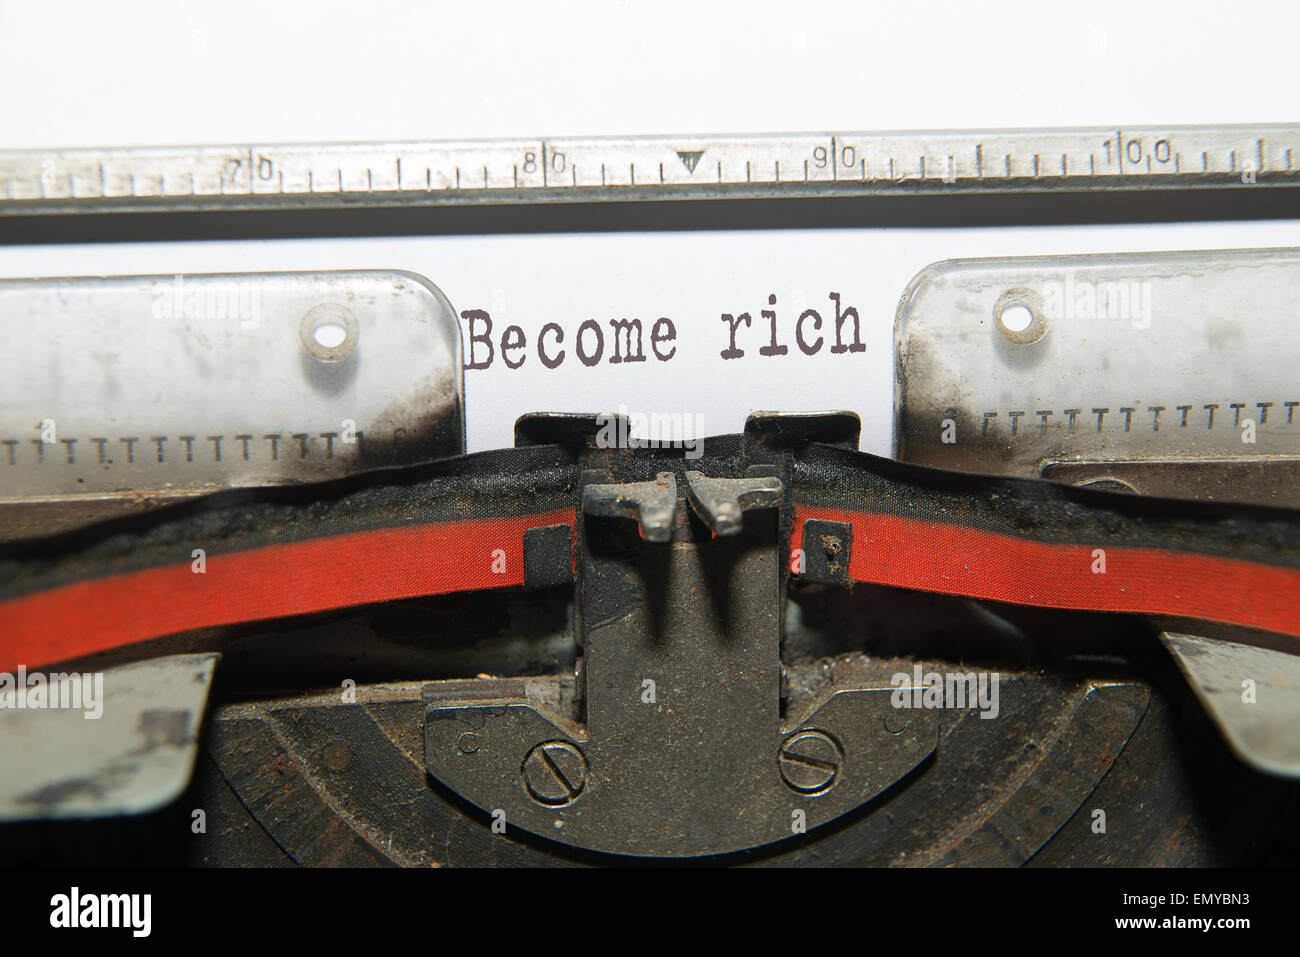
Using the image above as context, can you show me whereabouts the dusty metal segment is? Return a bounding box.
[191,670,1192,866]
[894,246,1300,492]
[2,413,1298,855]
[0,652,219,821]
[683,470,783,536]
[1,125,1295,216]
[0,271,463,540]
[426,443,937,857]
[893,246,1300,776]
[580,472,678,543]
[1160,632,1300,778]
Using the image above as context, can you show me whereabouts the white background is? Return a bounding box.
[2,0,1297,453]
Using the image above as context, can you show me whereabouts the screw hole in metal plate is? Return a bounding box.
[993,287,1048,344]
[300,303,359,361]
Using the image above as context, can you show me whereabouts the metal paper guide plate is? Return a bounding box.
[894,247,1300,506]
[894,246,1300,777]
[0,270,463,538]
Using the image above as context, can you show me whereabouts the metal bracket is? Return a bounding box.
[424,448,937,858]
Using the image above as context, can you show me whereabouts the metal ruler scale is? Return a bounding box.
[3,125,1298,215]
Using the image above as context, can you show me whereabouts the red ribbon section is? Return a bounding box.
[792,506,1300,639]
[0,509,574,671]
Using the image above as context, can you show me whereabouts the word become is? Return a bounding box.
[890,665,1000,720]
[465,312,677,370]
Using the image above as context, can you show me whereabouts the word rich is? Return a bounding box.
[461,292,865,371]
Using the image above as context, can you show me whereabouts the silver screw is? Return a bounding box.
[522,741,588,807]
[778,729,842,794]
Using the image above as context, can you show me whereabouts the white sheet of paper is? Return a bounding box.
[2,1,1297,455]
